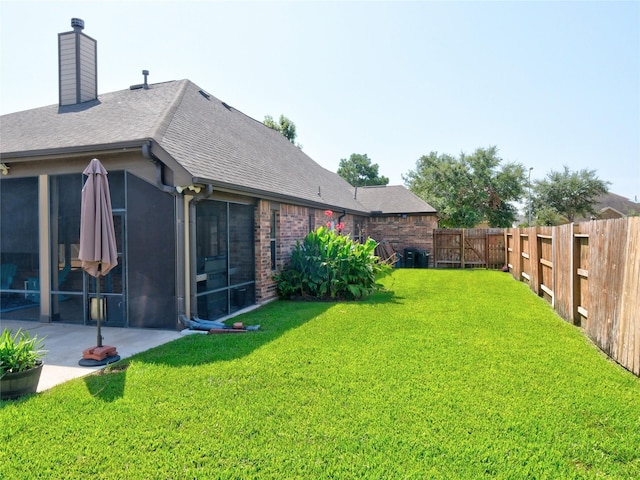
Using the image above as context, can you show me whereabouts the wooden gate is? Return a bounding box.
[433,228,505,269]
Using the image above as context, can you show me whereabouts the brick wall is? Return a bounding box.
[255,201,318,303]
[255,203,439,303]
[366,214,438,255]
[280,204,312,259]
[254,200,276,303]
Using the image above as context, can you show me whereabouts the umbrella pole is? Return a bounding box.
[78,158,120,367]
[96,264,102,348]
[79,265,119,367]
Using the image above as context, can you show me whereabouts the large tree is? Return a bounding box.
[337,153,389,187]
[533,166,609,223]
[403,146,525,228]
[264,114,298,145]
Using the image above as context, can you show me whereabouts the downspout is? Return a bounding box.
[338,209,347,233]
[142,142,175,194]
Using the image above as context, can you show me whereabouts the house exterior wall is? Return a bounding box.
[597,208,624,220]
[255,200,277,304]
[280,204,314,259]
[254,202,439,304]
[255,200,316,304]
[366,214,439,257]
[254,201,363,304]
[2,167,438,327]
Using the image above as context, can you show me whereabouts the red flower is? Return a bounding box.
[337,222,344,231]
[324,210,333,217]
[326,221,332,228]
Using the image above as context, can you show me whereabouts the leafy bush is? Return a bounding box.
[0,329,46,377]
[275,226,390,300]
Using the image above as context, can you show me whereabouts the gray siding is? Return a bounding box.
[58,32,96,106]
[58,33,77,106]
[78,35,96,103]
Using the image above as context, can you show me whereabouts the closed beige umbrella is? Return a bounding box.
[78,158,119,365]
[78,158,118,277]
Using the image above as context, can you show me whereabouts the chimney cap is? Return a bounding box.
[71,18,84,31]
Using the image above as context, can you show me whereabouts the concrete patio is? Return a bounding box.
[1,320,183,393]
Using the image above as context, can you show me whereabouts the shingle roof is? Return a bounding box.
[1,79,433,215]
[573,192,640,221]
[594,192,639,216]
[157,81,364,210]
[354,185,436,214]
[0,80,185,154]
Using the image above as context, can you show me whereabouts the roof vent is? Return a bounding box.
[142,70,149,89]
[130,70,150,90]
[199,89,211,99]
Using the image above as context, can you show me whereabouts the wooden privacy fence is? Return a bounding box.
[433,228,505,269]
[506,217,640,376]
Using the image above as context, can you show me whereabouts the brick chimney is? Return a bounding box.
[58,18,97,106]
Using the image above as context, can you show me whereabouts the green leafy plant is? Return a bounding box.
[0,329,46,378]
[274,226,391,300]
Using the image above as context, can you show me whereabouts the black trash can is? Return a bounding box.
[416,250,430,268]
[404,248,416,268]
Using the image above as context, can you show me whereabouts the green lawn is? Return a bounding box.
[1,270,639,479]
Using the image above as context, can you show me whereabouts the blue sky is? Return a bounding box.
[1,1,638,201]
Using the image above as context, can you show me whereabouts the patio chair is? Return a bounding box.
[1,263,17,290]
[24,264,72,302]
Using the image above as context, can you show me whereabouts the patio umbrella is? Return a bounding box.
[77,158,119,365]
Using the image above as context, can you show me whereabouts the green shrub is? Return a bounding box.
[275,226,390,300]
[0,329,46,377]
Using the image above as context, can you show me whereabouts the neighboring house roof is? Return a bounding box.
[353,185,436,214]
[594,192,639,217]
[0,79,371,213]
[574,192,640,222]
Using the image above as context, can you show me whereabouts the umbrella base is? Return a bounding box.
[81,345,119,361]
[78,355,121,367]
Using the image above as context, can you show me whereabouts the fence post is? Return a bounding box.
[570,224,578,325]
[485,233,489,269]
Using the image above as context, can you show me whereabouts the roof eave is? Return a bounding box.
[373,210,438,216]
[0,140,149,161]
[193,176,369,215]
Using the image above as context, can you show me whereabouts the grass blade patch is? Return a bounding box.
[1,270,638,479]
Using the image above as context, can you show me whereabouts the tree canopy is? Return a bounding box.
[532,166,609,223]
[264,114,298,145]
[403,146,525,228]
[337,153,389,187]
